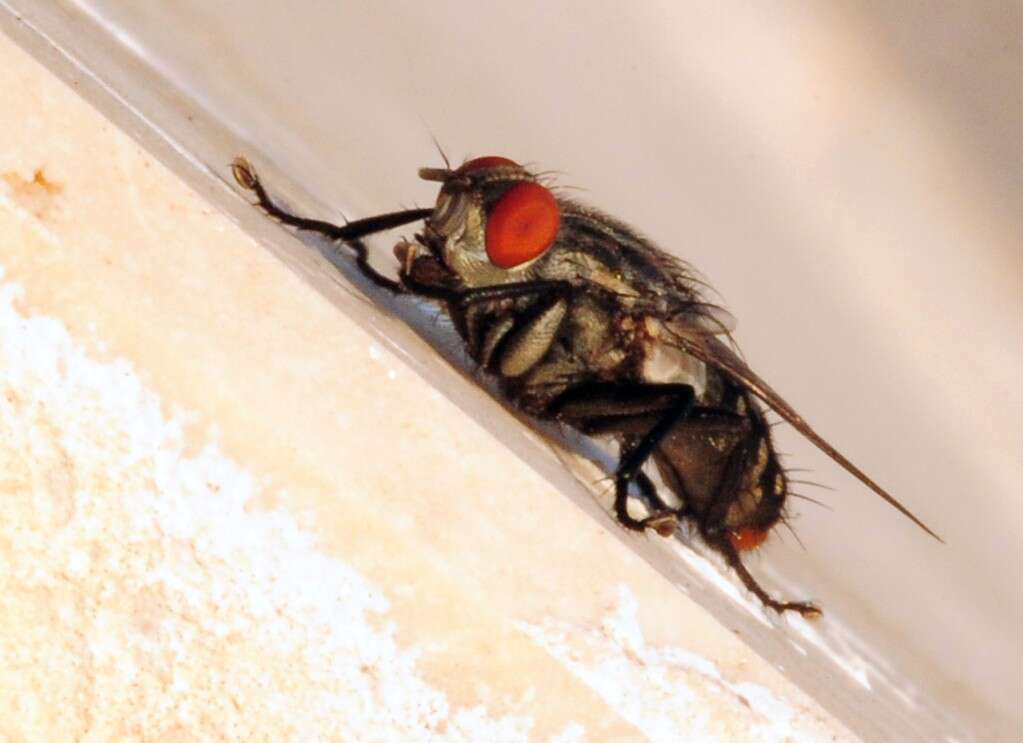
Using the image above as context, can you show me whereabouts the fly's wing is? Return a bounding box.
[671,328,942,542]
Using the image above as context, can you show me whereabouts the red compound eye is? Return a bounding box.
[727,527,769,552]
[485,182,560,269]
[458,155,519,173]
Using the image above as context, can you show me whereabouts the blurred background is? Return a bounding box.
[8,1,1021,739]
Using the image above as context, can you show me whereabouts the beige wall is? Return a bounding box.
[2,1,1020,739]
[0,32,855,741]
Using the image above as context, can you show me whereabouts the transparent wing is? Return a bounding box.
[666,327,942,542]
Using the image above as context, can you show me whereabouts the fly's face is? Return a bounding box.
[419,157,561,287]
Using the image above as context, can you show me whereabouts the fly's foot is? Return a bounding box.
[614,504,680,537]
[394,239,419,272]
[765,599,822,619]
[230,157,283,223]
[707,531,823,619]
[613,463,684,537]
[644,512,680,537]
[231,157,259,192]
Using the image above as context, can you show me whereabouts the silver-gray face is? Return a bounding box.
[422,161,539,286]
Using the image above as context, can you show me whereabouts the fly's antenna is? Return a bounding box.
[429,131,452,170]
[413,111,452,169]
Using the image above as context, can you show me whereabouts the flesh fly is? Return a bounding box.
[232,154,940,617]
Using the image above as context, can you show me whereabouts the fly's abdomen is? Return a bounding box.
[653,388,786,536]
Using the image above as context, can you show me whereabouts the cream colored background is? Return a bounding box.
[0,27,856,742]
[2,1,1021,740]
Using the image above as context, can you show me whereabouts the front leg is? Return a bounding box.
[397,246,576,367]
[232,157,431,292]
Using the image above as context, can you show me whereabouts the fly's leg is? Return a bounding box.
[400,266,684,533]
[612,388,694,535]
[551,382,697,535]
[401,265,578,368]
[402,264,573,306]
[629,470,673,523]
[704,533,821,618]
[232,157,432,292]
[558,381,820,615]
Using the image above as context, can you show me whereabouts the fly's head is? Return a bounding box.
[418,156,561,287]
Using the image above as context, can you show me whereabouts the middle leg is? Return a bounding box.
[550,382,696,534]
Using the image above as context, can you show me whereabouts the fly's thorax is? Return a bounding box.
[475,290,631,408]
[553,294,633,378]
[537,246,641,299]
[638,317,710,398]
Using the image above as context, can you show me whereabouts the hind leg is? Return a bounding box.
[703,532,821,617]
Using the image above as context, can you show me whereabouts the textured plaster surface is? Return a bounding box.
[0,33,854,741]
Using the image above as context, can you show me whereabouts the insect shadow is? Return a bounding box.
[232,154,941,617]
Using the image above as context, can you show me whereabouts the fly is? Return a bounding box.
[231,154,941,617]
